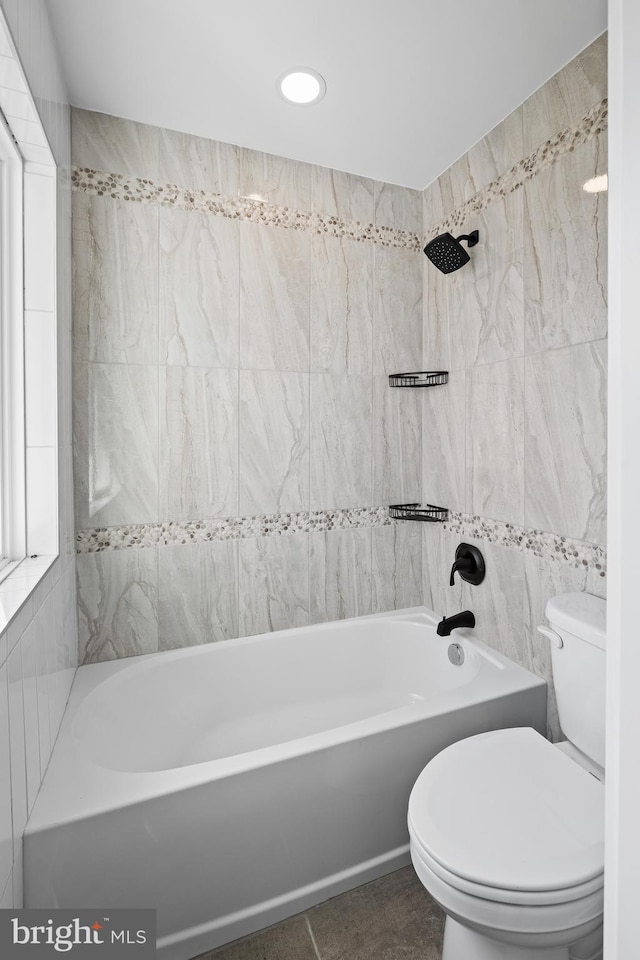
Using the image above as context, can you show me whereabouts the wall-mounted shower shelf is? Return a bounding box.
[388,371,448,388]
[389,503,449,523]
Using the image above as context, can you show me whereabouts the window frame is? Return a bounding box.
[0,108,26,581]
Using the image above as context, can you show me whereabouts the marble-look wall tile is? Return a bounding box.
[523,134,607,354]
[447,106,523,212]
[371,524,422,613]
[71,108,160,180]
[238,535,309,637]
[158,127,240,196]
[524,340,607,543]
[239,370,309,515]
[310,235,373,375]
[73,193,159,364]
[240,147,312,209]
[239,221,310,371]
[374,181,422,234]
[373,376,421,506]
[310,374,373,510]
[448,192,524,368]
[466,358,525,524]
[422,372,466,513]
[423,169,455,234]
[311,166,374,224]
[74,362,159,528]
[422,523,463,617]
[522,33,607,156]
[459,538,526,666]
[309,528,373,624]
[374,245,422,375]
[423,258,451,371]
[159,209,239,367]
[76,548,158,663]
[160,366,239,520]
[158,541,238,648]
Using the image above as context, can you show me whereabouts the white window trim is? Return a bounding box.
[0,5,59,632]
[0,108,25,582]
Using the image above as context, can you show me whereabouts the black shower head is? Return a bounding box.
[423,230,479,274]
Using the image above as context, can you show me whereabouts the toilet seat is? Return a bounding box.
[411,841,604,943]
[410,830,604,906]
[408,727,605,897]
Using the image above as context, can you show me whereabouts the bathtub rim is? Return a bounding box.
[26,606,547,834]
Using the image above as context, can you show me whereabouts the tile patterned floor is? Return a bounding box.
[192,866,445,960]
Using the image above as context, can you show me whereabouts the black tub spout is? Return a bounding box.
[436,610,476,637]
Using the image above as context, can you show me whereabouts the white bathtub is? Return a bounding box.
[24,606,546,960]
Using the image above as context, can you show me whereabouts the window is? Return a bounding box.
[0,109,25,581]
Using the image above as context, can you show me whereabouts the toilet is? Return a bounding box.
[408,592,606,960]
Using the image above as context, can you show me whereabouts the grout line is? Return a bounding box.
[304,914,322,960]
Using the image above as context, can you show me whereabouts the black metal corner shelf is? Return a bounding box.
[388,371,448,388]
[389,503,449,523]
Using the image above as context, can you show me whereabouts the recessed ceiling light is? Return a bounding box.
[278,68,326,105]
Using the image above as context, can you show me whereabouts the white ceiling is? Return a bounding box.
[45,0,607,190]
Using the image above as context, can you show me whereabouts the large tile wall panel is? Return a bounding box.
[159,127,240,196]
[372,376,422,506]
[160,366,239,520]
[159,209,240,368]
[523,134,607,354]
[238,536,310,638]
[371,524,423,613]
[158,541,238,648]
[239,369,309,516]
[421,372,466,513]
[72,107,161,181]
[374,182,422,234]
[239,221,310,372]
[310,374,373,510]
[374,245,423,375]
[240,148,311,209]
[521,32,607,156]
[74,362,159,528]
[309,528,373,624]
[73,193,159,364]
[466,358,525,524]
[524,340,607,544]
[448,193,524,369]
[310,235,373,375]
[77,548,158,663]
[311,166,374,223]
[446,106,524,212]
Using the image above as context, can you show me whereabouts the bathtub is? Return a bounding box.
[24,606,546,960]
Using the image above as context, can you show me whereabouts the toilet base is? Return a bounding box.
[442,918,603,960]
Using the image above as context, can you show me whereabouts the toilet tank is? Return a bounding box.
[545,592,606,769]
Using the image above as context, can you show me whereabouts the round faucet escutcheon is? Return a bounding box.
[449,543,485,586]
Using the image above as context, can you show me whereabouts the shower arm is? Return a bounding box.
[455,230,480,248]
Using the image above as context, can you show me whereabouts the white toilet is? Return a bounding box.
[408,592,606,960]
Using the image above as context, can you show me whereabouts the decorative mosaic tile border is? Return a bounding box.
[443,512,606,578]
[71,167,421,251]
[76,507,396,553]
[427,98,608,240]
[76,507,606,577]
[72,97,606,254]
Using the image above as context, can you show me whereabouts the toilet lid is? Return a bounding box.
[408,727,604,893]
